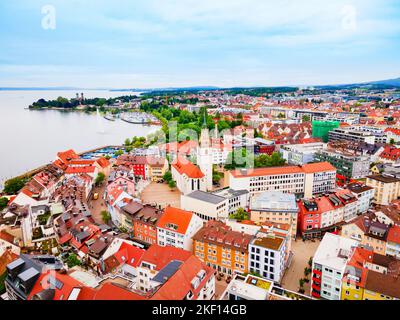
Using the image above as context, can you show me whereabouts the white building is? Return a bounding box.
[347,183,375,214]
[156,206,204,251]
[248,232,288,284]
[279,142,326,165]
[229,162,336,198]
[311,233,358,300]
[181,189,249,221]
[171,160,207,195]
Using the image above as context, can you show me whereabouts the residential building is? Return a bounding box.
[250,192,298,239]
[181,189,249,221]
[156,206,203,251]
[341,214,389,255]
[311,233,358,300]
[386,225,400,258]
[279,142,325,165]
[328,127,386,145]
[366,174,400,205]
[315,149,370,179]
[347,183,375,214]
[229,162,336,198]
[192,220,252,275]
[248,231,288,284]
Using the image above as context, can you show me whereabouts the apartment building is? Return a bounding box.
[366,174,400,205]
[248,232,288,284]
[311,233,358,300]
[192,221,252,276]
[181,189,249,221]
[156,206,203,251]
[229,162,336,198]
[250,192,298,239]
[315,150,371,179]
[279,142,325,165]
[328,127,386,145]
[347,183,375,214]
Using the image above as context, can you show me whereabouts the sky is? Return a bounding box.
[0,0,400,88]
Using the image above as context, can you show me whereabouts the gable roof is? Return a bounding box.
[172,160,205,179]
[156,206,195,235]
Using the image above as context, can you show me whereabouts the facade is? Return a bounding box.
[311,233,358,300]
[279,142,325,165]
[315,150,371,179]
[193,221,252,276]
[385,225,400,258]
[366,174,400,205]
[341,215,389,255]
[156,206,203,251]
[171,160,207,195]
[347,183,375,214]
[328,127,385,145]
[248,232,288,284]
[250,192,298,239]
[229,162,336,198]
[181,189,249,221]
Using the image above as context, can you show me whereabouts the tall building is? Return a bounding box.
[229,162,336,198]
[197,126,213,191]
[311,233,359,300]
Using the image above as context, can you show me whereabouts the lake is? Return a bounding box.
[0,90,160,189]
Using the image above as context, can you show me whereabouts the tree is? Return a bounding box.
[101,210,111,224]
[254,152,286,168]
[278,113,285,119]
[0,197,8,210]
[302,115,311,122]
[163,171,173,183]
[168,180,176,189]
[95,172,105,186]
[3,177,26,195]
[229,208,249,221]
[124,138,131,146]
[390,138,396,145]
[66,254,82,268]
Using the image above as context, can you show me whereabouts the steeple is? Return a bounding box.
[203,108,208,129]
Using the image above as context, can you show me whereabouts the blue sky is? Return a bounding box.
[0,0,400,88]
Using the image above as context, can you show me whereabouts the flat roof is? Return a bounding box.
[186,190,225,204]
[252,236,284,251]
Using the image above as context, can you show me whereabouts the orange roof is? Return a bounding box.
[150,255,214,300]
[92,283,146,300]
[172,160,204,179]
[57,149,79,164]
[65,166,96,174]
[140,244,192,271]
[0,230,15,244]
[156,206,195,235]
[96,157,110,168]
[302,162,336,173]
[28,272,85,300]
[114,242,146,268]
[0,250,18,275]
[388,225,400,244]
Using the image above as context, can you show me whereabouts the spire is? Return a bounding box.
[203,108,207,128]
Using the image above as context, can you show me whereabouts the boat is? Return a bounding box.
[120,112,159,125]
[104,113,116,121]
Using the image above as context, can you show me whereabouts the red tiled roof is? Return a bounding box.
[172,159,204,179]
[57,149,79,164]
[65,166,96,174]
[0,230,15,244]
[388,225,400,244]
[92,283,146,300]
[156,206,195,235]
[140,244,192,271]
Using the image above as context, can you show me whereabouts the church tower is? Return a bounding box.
[197,109,213,191]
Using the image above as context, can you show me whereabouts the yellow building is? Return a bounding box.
[341,215,388,255]
[366,174,400,205]
[192,221,252,276]
[363,270,400,300]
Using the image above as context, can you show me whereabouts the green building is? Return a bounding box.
[312,121,340,143]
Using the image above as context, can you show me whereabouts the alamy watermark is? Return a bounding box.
[41,5,56,30]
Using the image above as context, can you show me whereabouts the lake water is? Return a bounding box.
[0,90,160,188]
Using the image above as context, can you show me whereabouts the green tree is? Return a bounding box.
[302,115,311,122]
[163,171,173,182]
[101,210,111,224]
[124,138,131,146]
[0,197,8,210]
[229,207,249,221]
[390,138,396,145]
[168,180,177,189]
[95,172,106,186]
[3,177,26,195]
[66,254,82,268]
